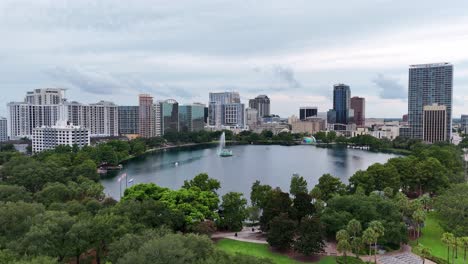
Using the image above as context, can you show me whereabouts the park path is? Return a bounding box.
[213,228,435,264]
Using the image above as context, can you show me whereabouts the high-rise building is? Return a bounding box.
[291,118,326,134]
[327,109,336,124]
[249,95,270,117]
[350,97,365,127]
[333,84,351,124]
[461,115,468,133]
[179,103,205,132]
[0,117,7,142]
[422,104,447,143]
[408,63,453,141]
[118,106,139,135]
[8,103,62,139]
[32,120,89,153]
[25,88,66,105]
[138,94,155,138]
[299,107,318,121]
[245,108,259,129]
[159,99,179,134]
[66,101,119,137]
[208,92,245,128]
[402,114,408,123]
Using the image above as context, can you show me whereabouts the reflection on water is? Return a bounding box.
[101,145,398,200]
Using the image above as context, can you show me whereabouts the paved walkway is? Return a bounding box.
[212,227,268,244]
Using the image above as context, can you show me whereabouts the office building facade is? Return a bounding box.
[299,107,318,121]
[249,95,270,117]
[208,92,245,128]
[138,94,155,138]
[408,63,453,141]
[159,99,179,134]
[422,104,447,143]
[179,104,205,132]
[333,84,351,124]
[245,108,259,129]
[0,117,7,142]
[118,106,139,135]
[461,115,468,133]
[350,97,365,127]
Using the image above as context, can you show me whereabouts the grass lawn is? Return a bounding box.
[413,213,463,264]
[216,238,336,264]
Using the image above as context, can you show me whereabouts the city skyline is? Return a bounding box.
[1,1,468,118]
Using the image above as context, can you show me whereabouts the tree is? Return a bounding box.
[460,237,468,264]
[337,240,352,264]
[182,173,220,193]
[35,182,73,205]
[0,185,32,202]
[442,232,455,264]
[19,211,75,261]
[366,163,400,193]
[290,174,308,196]
[259,190,291,231]
[65,217,95,264]
[347,219,362,257]
[294,216,325,256]
[266,213,297,250]
[291,192,315,222]
[416,245,431,264]
[218,192,248,231]
[250,181,272,208]
[315,174,346,201]
[192,221,217,237]
[434,184,468,237]
[246,206,261,225]
[412,209,426,243]
[369,221,385,263]
[72,159,98,181]
[362,228,376,260]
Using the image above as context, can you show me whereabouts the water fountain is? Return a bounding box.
[218,132,233,157]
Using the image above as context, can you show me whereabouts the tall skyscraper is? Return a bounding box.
[423,104,447,143]
[179,103,205,132]
[208,92,245,128]
[118,106,139,135]
[299,107,318,121]
[138,94,155,138]
[333,84,351,124]
[159,99,179,134]
[249,95,270,117]
[408,63,453,141]
[350,97,365,127]
[461,115,468,133]
[0,117,7,142]
[245,108,259,129]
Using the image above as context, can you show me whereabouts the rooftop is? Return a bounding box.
[409,62,452,68]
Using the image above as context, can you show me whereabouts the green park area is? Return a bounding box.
[216,239,336,264]
[414,213,463,264]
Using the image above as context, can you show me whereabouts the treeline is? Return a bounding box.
[0,143,273,263]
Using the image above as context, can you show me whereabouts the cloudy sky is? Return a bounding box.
[1,0,468,118]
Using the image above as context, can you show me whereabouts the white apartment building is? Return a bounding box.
[0,117,7,142]
[8,102,62,139]
[32,121,90,153]
[66,101,119,137]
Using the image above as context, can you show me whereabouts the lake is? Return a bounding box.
[100,144,398,199]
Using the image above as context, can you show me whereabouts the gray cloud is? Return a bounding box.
[373,74,406,99]
[45,67,124,95]
[272,65,301,88]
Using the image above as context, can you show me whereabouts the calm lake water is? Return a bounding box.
[100,145,398,199]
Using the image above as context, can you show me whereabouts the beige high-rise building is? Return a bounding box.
[139,94,155,138]
[423,104,447,143]
[291,118,326,134]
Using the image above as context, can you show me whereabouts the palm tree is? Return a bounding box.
[337,240,352,264]
[336,229,351,264]
[417,245,431,264]
[363,228,376,261]
[442,232,455,264]
[336,229,350,243]
[419,193,431,211]
[369,221,385,264]
[412,209,426,243]
[347,219,362,258]
[460,237,468,264]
